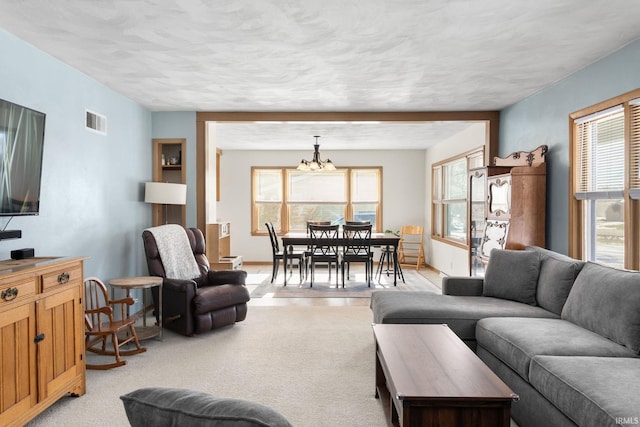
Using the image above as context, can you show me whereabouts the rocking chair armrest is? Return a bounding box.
[86,306,112,316]
[110,297,136,306]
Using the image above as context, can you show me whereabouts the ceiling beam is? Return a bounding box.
[195,111,500,231]
[196,111,499,122]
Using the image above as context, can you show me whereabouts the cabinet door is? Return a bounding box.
[480,220,510,258]
[469,169,487,276]
[487,175,511,218]
[0,302,37,424]
[36,286,84,401]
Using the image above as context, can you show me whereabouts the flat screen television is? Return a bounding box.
[0,98,46,216]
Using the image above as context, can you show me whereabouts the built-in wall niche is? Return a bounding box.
[152,138,186,226]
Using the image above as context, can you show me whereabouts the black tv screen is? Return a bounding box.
[0,98,46,216]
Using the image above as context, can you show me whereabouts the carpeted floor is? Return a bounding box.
[25,264,519,427]
[27,305,388,427]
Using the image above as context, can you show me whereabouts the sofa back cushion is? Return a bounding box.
[526,246,585,315]
[483,249,540,305]
[562,262,640,353]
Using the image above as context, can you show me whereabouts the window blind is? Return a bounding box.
[629,98,640,199]
[575,106,624,194]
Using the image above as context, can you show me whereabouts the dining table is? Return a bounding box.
[281,232,401,286]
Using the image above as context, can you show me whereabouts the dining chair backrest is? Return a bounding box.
[308,223,339,256]
[307,220,331,234]
[342,223,372,256]
[306,221,331,251]
[345,220,370,226]
[265,222,280,254]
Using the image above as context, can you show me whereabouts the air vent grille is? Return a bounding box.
[85,110,107,135]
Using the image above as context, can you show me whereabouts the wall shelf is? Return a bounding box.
[152,138,186,227]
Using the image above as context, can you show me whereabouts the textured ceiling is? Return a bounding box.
[212,120,480,150]
[1,0,640,149]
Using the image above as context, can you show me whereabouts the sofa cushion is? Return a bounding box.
[120,387,292,427]
[529,356,640,427]
[562,262,640,353]
[370,292,558,342]
[483,249,540,305]
[476,317,636,381]
[526,246,585,315]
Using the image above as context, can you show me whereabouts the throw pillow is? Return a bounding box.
[483,249,540,305]
[562,262,640,354]
[531,248,584,315]
[121,387,293,427]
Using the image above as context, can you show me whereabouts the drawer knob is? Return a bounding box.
[1,287,18,301]
[57,272,70,284]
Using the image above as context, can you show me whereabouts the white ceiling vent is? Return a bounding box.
[85,109,107,135]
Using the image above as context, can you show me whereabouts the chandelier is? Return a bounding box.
[296,136,336,171]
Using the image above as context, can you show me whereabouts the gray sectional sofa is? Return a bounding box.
[370,246,640,427]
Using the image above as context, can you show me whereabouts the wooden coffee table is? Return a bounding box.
[373,324,517,427]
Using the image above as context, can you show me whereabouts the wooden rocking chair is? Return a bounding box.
[84,277,146,369]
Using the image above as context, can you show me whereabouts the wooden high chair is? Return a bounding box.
[397,225,426,270]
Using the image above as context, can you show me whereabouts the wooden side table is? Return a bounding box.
[110,276,163,341]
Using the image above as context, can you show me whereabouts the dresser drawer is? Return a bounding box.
[0,275,37,306]
[42,264,83,292]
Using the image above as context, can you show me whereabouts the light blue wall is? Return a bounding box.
[0,29,153,280]
[151,111,197,227]
[499,39,640,255]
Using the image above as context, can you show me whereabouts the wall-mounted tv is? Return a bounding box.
[0,98,46,216]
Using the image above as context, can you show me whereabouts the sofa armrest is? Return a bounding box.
[207,269,248,286]
[442,276,484,296]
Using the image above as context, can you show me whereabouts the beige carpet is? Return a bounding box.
[26,305,387,427]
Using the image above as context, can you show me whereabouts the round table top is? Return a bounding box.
[109,276,163,289]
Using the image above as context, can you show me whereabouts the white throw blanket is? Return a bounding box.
[146,224,201,280]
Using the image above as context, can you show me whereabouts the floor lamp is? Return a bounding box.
[144,182,187,225]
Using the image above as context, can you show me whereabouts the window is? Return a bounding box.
[252,167,382,234]
[287,170,347,230]
[253,168,283,230]
[570,89,640,269]
[432,149,483,246]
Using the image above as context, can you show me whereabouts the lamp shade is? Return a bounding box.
[144,182,187,205]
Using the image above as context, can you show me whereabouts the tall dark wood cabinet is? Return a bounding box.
[469,145,547,276]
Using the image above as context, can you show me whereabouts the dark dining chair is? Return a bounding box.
[308,223,340,287]
[341,223,373,287]
[266,222,306,284]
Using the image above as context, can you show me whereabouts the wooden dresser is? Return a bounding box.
[0,256,87,426]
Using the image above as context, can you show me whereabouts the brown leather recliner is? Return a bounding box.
[142,226,250,336]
